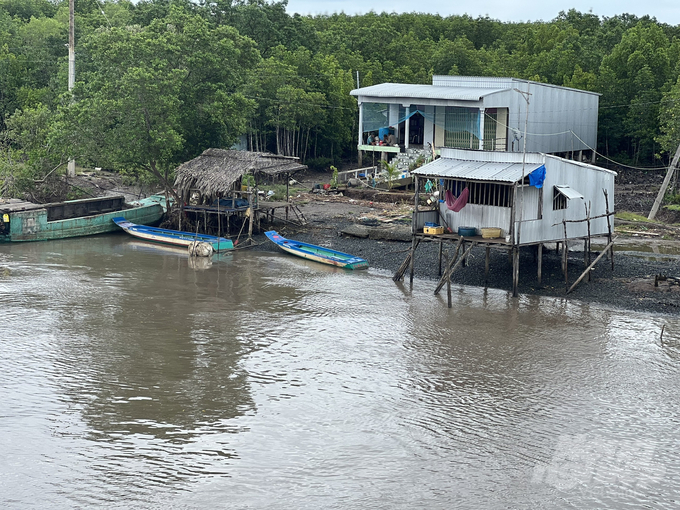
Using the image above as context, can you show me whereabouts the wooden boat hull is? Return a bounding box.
[265,230,368,269]
[0,195,166,243]
[113,218,234,252]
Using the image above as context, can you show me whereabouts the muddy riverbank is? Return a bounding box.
[253,193,680,316]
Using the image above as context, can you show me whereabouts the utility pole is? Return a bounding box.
[648,142,680,221]
[512,86,531,297]
[67,0,76,177]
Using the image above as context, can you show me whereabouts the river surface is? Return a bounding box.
[1,235,679,509]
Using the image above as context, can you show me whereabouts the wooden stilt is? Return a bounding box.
[604,189,614,270]
[585,201,591,281]
[512,246,519,297]
[568,237,618,294]
[409,236,417,284]
[248,189,253,240]
[393,238,421,281]
[446,250,452,308]
[484,246,490,289]
[438,240,443,276]
[563,219,569,292]
[434,239,472,295]
[537,244,543,285]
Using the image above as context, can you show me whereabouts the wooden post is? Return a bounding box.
[438,240,443,276]
[446,250,452,308]
[537,243,543,285]
[603,189,614,270]
[648,142,680,220]
[413,176,420,235]
[512,246,519,297]
[484,246,490,289]
[393,238,421,281]
[586,200,592,281]
[563,219,569,292]
[435,241,475,295]
[434,237,464,294]
[567,237,618,294]
[409,235,418,284]
[248,188,253,240]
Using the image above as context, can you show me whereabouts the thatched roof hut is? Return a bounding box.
[174,149,307,198]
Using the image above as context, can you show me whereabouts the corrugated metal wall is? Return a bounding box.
[433,153,615,245]
[514,156,615,244]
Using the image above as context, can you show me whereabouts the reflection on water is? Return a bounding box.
[1,235,679,509]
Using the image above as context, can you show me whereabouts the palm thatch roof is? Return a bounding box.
[174,149,307,196]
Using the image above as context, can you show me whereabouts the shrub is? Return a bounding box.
[304,157,333,172]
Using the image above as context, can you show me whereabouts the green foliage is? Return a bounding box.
[381,160,399,189]
[2,2,680,179]
[54,8,258,193]
[304,157,333,171]
[615,211,652,222]
[657,76,680,156]
[242,173,256,188]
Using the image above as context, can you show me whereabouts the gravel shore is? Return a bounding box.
[253,199,680,316]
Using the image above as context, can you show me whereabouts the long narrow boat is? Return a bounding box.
[0,194,166,243]
[265,230,368,269]
[113,217,234,252]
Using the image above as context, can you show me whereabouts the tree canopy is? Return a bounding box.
[1,1,680,197]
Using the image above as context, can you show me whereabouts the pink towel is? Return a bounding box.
[444,188,469,212]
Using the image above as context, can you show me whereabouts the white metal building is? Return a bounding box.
[350,76,600,160]
[412,148,616,246]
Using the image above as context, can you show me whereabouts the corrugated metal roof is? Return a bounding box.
[554,185,584,200]
[412,157,543,183]
[350,83,508,101]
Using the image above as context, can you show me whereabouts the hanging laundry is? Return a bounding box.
[444,188,469,212]
[529,165,546,188]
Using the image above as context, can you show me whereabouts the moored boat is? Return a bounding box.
[113,218,234,252]
[0,194,166,243]
[265,230,368,269]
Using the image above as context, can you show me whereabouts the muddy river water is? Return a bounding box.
[1,235,679,509]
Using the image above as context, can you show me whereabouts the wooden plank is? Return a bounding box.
[567,237,618,294]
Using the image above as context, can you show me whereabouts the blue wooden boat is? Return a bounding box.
[265,230,368,269]
[0,194,166,243]
[113,217,234,252]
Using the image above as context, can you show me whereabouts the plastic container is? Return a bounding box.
[457,226,477,237]
[424,226,445,235]
[481,227,502,239]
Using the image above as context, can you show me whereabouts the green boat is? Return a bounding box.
[0,194,167,243]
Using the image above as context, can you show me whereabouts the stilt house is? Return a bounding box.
[412,148,615,245]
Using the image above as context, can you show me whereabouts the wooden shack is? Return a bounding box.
[173,149,306,240]
[396,148,616,297]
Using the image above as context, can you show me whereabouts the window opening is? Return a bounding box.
[552,186,567,210]
[445,179,512,207]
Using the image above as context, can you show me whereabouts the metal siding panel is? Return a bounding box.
[441,203,512,237]
[421,153,614,245]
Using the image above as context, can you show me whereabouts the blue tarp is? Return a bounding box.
[529,165,546,188]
